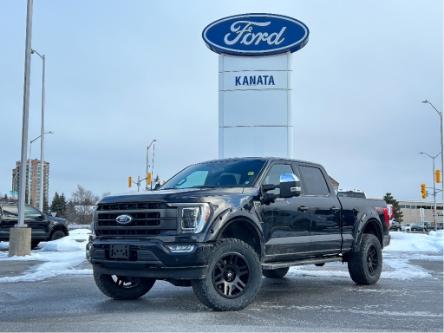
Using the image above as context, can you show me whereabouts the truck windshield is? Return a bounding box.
[162,159,266,189]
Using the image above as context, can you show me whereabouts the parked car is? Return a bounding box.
[402,224,412,232]
[337,190,366,198]
[390,220,401,231]
[0,203,69,249]
[87,157,390,311]
[410,224,426,232]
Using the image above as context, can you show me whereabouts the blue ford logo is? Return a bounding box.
[202,13,309,56]
[115,214,133,225]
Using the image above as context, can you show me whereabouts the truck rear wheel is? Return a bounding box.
[192,238,262,311]
[348,234,382,285]
[262,267,289,279]
[93,270,156,300]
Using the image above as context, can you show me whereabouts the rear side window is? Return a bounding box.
[299,166,330,196]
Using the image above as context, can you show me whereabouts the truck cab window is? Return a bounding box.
[175,171,208,188]
[299,166,330,195]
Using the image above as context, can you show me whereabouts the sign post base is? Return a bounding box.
[8,227,31,257]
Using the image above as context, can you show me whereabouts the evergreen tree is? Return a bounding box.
[50,192,67,217]
[383,192,403,222]
[59,193,67,216]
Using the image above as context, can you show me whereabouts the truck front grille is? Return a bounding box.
[95,202,177,237]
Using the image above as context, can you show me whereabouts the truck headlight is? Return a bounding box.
[168,203,211,233]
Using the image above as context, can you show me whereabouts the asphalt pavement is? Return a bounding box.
[0,259,442,332]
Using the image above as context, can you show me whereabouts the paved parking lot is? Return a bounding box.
[0,258,442,332]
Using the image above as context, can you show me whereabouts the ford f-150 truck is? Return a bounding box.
[87,158,390,311]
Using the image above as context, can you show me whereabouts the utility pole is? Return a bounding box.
[10,0,34,257]
[146,139,156,190]
[422,100,444,227]
[31,49,46,212]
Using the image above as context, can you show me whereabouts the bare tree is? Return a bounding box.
[68,185,100,224]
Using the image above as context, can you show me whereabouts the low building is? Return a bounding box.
[398,200,443,227]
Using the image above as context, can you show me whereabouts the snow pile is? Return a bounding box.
[0,229,91,283]
[385,230,443,253]
[39,229,90,252]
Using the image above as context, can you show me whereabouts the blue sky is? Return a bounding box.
[0,0,442,202]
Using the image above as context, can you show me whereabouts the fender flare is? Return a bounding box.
[353,217,384,251]
[208,209,265,257]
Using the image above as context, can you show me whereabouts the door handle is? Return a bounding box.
[298,205,309,212]
[331,206,341,211]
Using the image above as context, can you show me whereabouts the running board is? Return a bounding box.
[262,256,343,270]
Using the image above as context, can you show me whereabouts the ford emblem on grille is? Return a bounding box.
[115,214,133,225]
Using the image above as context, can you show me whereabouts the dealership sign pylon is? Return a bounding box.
[203,13,309,158]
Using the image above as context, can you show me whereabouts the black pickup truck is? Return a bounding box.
[0,203,69,249]
[87,158,390,311]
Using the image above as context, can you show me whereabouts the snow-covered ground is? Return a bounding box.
[289,230,443,280]
[0,229,91,283]
[0,230,442,283]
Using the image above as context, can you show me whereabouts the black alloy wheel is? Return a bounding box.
[367,245,379,275]
[93,270,156,300]
[192,238,262,311]
[212,252,250,298]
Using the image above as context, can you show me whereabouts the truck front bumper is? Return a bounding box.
[87,238,213,280]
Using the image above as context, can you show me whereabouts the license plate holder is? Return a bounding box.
[109,245,130,260]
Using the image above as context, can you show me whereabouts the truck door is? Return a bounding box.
[297,164,342,255]
[260,163,311,260]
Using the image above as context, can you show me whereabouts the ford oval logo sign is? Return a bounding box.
[115,214,133,225]
[202,13,309,56]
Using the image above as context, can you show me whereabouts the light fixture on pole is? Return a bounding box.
[420,151,441,231]
[28,131,54,205]
[31,48,46,212]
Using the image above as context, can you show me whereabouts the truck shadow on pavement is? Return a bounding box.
[92,276,365,313]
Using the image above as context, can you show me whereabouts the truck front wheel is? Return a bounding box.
[192,238,262,311]
[347,234,382,285]
[93,270,156,300]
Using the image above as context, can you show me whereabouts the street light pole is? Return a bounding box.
[422,100,444,215]
[420,151,441,231]
[146,139,156,190]
[32,49,46,212]
[10,0,34,256]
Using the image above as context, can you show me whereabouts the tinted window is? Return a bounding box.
[264,164,295,195]
[299,166,330,195]
[1,205,41,220]
[162,159,266,189]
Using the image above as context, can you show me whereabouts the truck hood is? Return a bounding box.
[99,187,257,204]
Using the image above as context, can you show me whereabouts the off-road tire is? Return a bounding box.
[262,267,289,279]
[93,270,156,300]
[192,238,262,311]
[348,234,382,285]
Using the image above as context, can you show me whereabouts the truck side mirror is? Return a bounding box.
[279,173,301,198]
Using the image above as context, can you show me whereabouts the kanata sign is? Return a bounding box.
[202,13,309,56]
